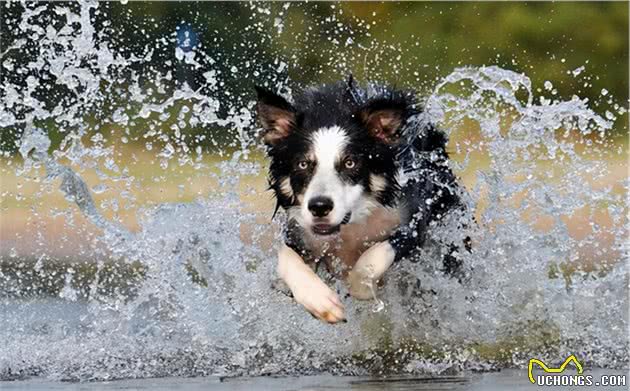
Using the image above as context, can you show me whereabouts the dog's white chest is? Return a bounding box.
[306,206,401,272]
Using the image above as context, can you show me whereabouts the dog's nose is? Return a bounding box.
[308,196,334,217]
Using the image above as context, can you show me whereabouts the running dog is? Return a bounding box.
[255,77,468,324]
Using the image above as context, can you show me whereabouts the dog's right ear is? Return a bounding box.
[255,86,296,146]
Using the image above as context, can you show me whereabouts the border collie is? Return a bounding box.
[255,77,469,324]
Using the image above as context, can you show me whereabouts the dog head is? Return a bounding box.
[255,79,414,238]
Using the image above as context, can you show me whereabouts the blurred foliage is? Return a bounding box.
[108,1,628,101]
[0,1,628,154]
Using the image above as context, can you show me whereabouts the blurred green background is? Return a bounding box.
[108,1,629,99]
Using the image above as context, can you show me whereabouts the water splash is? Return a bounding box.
[1,1,627,381]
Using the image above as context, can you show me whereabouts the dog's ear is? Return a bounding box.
[255,86,296,146]
[357,97,409,144]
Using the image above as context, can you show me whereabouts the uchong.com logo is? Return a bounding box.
[528,355,627,387]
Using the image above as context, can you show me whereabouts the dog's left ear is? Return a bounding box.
[357,97,409,145]
[255,86,296,146]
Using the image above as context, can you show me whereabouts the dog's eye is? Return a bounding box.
[297,160,309,170]
[344,158,356,169]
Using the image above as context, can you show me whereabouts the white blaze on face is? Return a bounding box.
[302,126,365,228]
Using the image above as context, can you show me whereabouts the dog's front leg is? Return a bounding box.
[347,241,396,300]
[277,244,346,323]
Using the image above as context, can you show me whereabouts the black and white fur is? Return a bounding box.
[256,78,468,323]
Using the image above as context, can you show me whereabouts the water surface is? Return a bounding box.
[3,370,629,391]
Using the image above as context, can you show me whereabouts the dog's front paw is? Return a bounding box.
[346,241,395,300]
[278,244,346,324]
[291,277,346,324]
[347,269,375,300]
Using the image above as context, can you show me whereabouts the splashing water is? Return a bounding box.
[1,1,628,381]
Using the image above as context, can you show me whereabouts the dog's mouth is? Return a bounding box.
[311,213,351,236]
[312,223,340,236]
